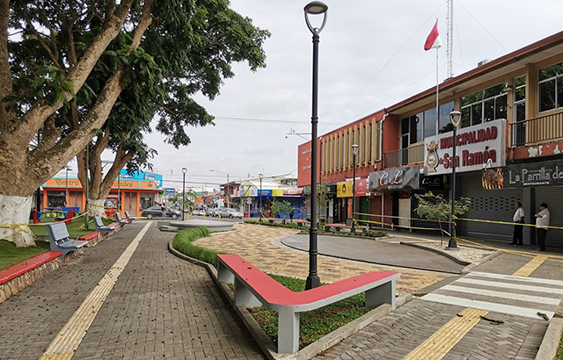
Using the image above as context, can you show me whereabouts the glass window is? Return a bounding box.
[461,84,506,127]
[515,103,526,122]
[414,113,423,143]
[483,99,495,122]
[539,62,563,81]
[539,80,556,112]
[424,107,436,138]
[495,95,507,120]
[484,84,502,99]
[439,101,454,133]
[461,107,470,128]
[409,116,418,144]
[401,118,409,135]
[471,103,483,125]
[558,77,563,108]
[515,76,526,102]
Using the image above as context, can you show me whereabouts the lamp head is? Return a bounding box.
[351,144,359,155]
[304,1,328,34]
[259,173,263,179]
[449,110,462,127]
[182,168,187,174]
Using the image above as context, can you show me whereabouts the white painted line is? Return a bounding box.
[469,271,563,287]
[422,293,555,320]
[455,278,563,295]
[441,285,562,305]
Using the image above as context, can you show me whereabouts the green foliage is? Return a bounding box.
[317,180,329,222]
[250,275,370,349]
[270,200,293,218]
[172,227,219,267]
[414,192,471,221]
[0,240,50,270]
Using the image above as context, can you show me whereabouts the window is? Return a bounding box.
[438,101,455,133]
[538,62,563,112]
[514,76,526,122]
[461,84,507,127]
[362,124,366,164]
[368,122,372,163]
[424,108,436,138]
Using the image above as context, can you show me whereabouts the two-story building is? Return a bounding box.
[298,30,563,246]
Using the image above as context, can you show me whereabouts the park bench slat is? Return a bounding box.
[46,222,88,259]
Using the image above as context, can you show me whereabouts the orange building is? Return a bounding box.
[42,177,162,216]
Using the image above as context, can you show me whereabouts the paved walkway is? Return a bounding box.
[195,223,449,294]
[0,221,262,360]
[281,234,464,273]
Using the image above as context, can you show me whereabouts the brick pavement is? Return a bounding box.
[314,299,547,360]
[0,222,263,360]
[195,223,448,294]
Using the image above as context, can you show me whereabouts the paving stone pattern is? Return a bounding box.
[314,299,547,360]
[196,224,448,294]
[73,223,263,360]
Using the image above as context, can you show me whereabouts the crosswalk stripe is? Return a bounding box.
[422,293,554,319]
[469,271,563,287]
[512,256,548,277]
[456,278,563,295]
[402,308,488,360]
[441,284,561,305]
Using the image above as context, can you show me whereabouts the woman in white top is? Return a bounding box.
[535,203,550,252]
[510,202,525,246]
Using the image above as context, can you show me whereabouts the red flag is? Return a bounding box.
[424,21,442,51]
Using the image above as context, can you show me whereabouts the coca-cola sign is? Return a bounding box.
[369,166,420,191]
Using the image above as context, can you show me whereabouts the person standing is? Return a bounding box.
[534,203,550,252]
[510,202,525,246]
[160,200,167,220]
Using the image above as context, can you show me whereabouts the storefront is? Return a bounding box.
[42,177,162,216]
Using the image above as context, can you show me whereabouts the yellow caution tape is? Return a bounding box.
[353,212,452,224]
[453,215,563,231]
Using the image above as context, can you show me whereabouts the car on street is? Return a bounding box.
[192,209,205,216]
[212,208,223,217]
[141,205,181,220]
[220,208,244,219]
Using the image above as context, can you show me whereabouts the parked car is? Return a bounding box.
[212,208,223,217]
[141,205,181,220]
[192,209,204,216]
[205,208,215,217]
[220,208,244,219]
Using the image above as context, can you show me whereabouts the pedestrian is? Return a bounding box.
[161,200,167,220]
[534,203,550,252]
[510,202,525,246]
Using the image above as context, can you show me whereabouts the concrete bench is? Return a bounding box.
[94,216,118,236]
[125,211,134,223]
[324,223,346,232]
[47,222,88,259]
[115,213,129,226]
[217,254,399,354]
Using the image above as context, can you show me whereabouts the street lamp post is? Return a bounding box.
[259,173,263,222]
[447,110,462,251]
[351,144,359,233]
[65,166,72,207]
[304,1,328,290]
[182,168,187,221]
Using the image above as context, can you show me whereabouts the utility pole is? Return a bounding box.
[446,0,454,78]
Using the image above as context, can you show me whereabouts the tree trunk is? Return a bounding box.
[0,194,35,247]
[87,198,106,217]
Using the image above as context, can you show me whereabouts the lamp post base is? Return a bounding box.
[305,275,321,290]
[445,237,459,251]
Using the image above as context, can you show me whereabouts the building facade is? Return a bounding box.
[298,30,563,246]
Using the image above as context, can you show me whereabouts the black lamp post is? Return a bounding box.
[351,144,359,232]
[259,173,263,222]
[182,167,187,221]
[447,110,461,250]
[65,166,72,208]
[304,0,328,290]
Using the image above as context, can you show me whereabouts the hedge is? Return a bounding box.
[172,227,219,267]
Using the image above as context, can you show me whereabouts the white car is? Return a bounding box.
[220,208,243,219]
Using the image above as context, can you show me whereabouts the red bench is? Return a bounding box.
[217,254,399,354]
[324,223,346,232]
[0,251,62,285]
[78,231,102,242]
[55,209,76,225]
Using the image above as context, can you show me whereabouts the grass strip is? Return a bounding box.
[0,240,50,270]
[30,217,114,238]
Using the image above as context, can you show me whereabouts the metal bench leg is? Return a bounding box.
[234,278,262,308]
[217,263,235,284]
[277,308,299,354]
[365,279,396,310]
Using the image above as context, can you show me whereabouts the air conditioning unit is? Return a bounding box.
[478,59,492,67]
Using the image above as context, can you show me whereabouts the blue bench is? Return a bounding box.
[125,211,134,223]
[115,213,129,226]
[94,216,118,236]
[47,223,88,259]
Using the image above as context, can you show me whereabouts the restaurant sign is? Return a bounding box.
[424,119,506,175]
[484,160,563,189]
[368,166,420,191]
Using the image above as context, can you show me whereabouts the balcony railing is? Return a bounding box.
[510,111,563,147]
[384,143,424,168]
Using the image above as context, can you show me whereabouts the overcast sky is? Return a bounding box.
[60,0,563,190]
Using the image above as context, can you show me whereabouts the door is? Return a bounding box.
[460,172,522,241]
[534,186,563,247]
[398,197,411,229]
[124,192,137,216]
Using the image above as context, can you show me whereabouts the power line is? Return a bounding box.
[456,0,507,51]
[214,116,343,126]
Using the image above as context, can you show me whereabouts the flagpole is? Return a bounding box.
[435,43,439,134]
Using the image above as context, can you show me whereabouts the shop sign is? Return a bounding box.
[283,188,304,196]
[368,166,420,191]
[258,189,272,197]
[486,160,563,189]
[337,181,353,198]
[272,189,284,197]
[424,119,506,175]
[420,175,443,190]
[355,178,368,197]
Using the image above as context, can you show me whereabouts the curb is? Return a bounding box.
[400,242,471,267]
[461,250,503,274]
[535,318,563,360]
[167,238,413,360]
[280,237,460,275]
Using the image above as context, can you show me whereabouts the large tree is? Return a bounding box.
[0,0,268,246]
